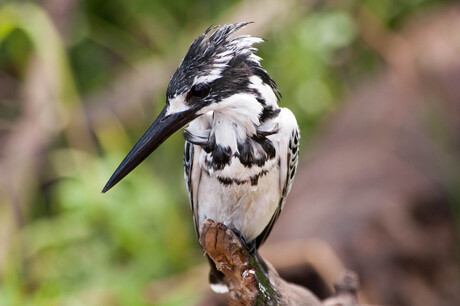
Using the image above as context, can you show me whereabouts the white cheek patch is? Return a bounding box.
[165,95,189,116]
[197,93,263,126]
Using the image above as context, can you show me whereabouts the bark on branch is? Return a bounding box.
[199,219,359,306]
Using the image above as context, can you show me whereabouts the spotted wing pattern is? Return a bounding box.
[255,127,300,248]
[184,141,199,234]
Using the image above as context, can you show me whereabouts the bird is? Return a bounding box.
[102,22,299,293]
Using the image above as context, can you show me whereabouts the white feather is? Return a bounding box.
[194,73,222,84]
[249,76,278,106]
[210,282,229,294]
[165,95,188,116]
[199,93,262,130]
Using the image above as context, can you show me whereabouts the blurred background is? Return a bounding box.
[0,0,459,305]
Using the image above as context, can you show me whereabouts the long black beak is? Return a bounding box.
[102,106,198,193]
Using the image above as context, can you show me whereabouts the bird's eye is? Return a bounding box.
[190,83,210,98]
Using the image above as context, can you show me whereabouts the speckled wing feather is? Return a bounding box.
[184,141,199,235]
[255,127,300,248]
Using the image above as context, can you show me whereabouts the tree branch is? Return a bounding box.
[199,219,359,305]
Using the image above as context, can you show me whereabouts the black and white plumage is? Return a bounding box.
[102,22,299,293]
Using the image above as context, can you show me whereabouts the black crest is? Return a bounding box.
[166,22,279,101]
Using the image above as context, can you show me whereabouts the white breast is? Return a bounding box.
[196,157,281,241]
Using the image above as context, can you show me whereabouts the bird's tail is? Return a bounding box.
[206,255,229,294]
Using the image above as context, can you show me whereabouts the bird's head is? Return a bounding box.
[102,22,279,193]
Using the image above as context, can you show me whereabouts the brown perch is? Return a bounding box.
[199,219,359,306]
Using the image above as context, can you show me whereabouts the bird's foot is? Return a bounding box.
[230,228,257,255]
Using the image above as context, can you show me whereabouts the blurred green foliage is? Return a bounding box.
[0,0,452,305]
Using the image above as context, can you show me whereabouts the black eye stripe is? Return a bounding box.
[190,83,210,98]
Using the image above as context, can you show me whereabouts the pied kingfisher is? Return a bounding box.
[102,22,299,292]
